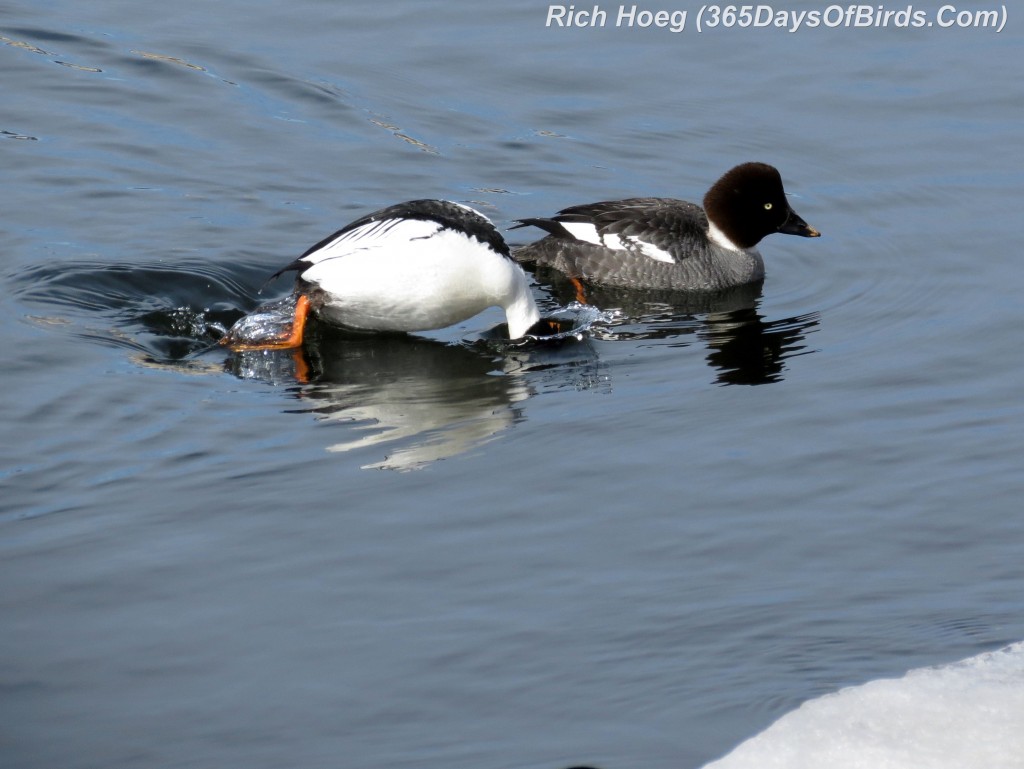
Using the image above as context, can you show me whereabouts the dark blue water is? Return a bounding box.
[3,3,1022,767]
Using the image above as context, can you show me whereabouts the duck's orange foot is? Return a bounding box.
[220,294,311,351]
[526,317,571,337]
[569,277,588,305]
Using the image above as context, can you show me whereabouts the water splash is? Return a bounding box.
[218,294,300,349]
[467,301,615,349]
[527,301,617,343]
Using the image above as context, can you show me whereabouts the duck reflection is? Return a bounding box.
[532,266,819,385]
[218,265,817,469]
[226,324,602,471]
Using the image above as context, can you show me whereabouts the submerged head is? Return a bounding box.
[703,162,820,250]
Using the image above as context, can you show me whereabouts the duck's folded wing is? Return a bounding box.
[269,199,510,282]
[516,198,710,264]
[269,216,445,281]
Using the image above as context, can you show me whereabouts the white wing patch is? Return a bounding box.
[560,222,674,263]
[559,221,604,246]
[628,236,674,263]
[302,217,443,265]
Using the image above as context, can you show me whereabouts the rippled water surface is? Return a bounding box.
[2,2,1022,768]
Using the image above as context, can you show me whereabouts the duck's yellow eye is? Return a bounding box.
[764,202,773,210]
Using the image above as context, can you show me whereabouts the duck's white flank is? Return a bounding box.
[300,218,540,337]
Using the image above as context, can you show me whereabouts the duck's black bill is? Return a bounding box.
[779,209,821,238]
